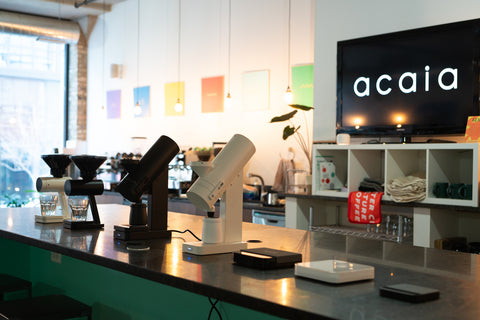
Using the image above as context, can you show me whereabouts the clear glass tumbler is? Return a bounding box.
[68,196,89,221]
[40,193,58,216]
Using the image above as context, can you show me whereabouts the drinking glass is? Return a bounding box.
[40,193,58,216]
[68,196,89,221]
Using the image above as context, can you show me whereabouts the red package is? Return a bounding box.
[348,191,384,224]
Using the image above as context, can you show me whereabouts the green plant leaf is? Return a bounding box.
[283,125,299,140]
[289,104,313,111]
[270,110,297,123]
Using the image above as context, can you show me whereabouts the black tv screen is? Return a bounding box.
[336,18,480,139]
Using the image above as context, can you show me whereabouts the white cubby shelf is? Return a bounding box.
[312,143,479,207]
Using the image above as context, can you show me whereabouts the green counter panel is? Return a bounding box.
[0,238,281,320]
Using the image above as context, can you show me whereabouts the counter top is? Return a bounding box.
[0,205,479,319]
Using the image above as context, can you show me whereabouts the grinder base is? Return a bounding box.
[113,224,171,241]
[63,220,104,230]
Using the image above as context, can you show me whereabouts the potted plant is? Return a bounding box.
[194,147,213,162]
[270,104,314,173]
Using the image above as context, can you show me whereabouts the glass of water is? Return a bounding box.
[68,196,89,221]
[40,193,58,216]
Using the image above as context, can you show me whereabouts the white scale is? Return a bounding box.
[295,260,374,284]
[34,215,64,224]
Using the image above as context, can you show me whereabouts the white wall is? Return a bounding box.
[86,0,315,185]
[314,0,480,141]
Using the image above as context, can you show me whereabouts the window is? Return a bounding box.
[0,33,66,207]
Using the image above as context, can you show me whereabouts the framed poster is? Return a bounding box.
[106,89,121,119]
[133,86,150,118]
[242,70,269,111]
[292,64,314,106]
[202,76,224,113]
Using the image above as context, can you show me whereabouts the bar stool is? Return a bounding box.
[0,294,92,320]
[0,274,32,301]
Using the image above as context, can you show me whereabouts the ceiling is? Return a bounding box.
[0,0,127,20]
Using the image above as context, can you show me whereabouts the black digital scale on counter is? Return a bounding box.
[233,248,302,269]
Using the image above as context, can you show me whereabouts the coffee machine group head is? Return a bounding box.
[64,155,107,230]
[36,154,72,222]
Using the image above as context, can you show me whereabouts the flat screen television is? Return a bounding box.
[336,18,480,141]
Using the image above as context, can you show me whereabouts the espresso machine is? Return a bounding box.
[36,154,72,223]
[63,155,107,230]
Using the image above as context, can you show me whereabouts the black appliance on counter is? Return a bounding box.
[114,135,179,241]
[64,155,107,229]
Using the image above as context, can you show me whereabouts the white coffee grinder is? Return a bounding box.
[183,134,256,255]
[36,154,72,223]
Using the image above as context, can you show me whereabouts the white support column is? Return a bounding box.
[285,197,336,230]
[220,173,243,243]
[285,197,310,230]
[414,207,458,248]
[413,207,432,248]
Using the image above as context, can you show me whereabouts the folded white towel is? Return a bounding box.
[386,175,426,203]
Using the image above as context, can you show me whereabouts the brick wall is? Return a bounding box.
[68,31,87,142]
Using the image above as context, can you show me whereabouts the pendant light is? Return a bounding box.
[224,0,232,109]
[284,0,293,104]
[134,0,142,116]
[174,0,183,112]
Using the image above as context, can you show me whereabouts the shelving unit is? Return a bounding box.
[312,143,479,207]
[287,143,480,249]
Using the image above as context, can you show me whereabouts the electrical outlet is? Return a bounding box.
[51,252,62,264]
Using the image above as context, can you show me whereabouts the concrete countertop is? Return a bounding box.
[0,205,478,319]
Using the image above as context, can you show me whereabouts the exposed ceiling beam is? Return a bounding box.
[0,0,125,20]
[74,0,99,8]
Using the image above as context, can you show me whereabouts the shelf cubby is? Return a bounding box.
[426,148,477,206]
[313,147,348,197]
[349,149,385,193]
[385,148,426,183]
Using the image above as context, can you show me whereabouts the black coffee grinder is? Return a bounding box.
[64,155,107,230]
[114,135,179,241]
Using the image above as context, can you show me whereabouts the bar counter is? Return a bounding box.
[0,204,479,319]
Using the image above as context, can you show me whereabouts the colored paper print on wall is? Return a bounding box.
[242,70,269,111]
[106,89,121,119]
[292,64,313,107]
[165,81,185,116]
[133,86,150,118]
[202,76,224,113]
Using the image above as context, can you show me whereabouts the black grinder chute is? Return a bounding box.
[41,154,72,178]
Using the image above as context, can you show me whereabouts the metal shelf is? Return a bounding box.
[310,225,412,244]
